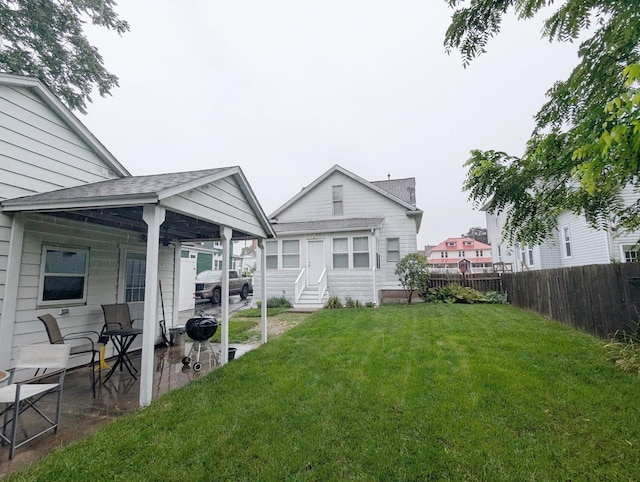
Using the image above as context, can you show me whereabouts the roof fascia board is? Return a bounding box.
[1,195,158,212]
[157,166,276,239]
[0,73,130,178]
[157,167,238,200]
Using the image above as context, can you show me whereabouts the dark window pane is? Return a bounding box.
[43,276,84,301]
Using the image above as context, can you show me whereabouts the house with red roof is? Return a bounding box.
[426,237,492,273]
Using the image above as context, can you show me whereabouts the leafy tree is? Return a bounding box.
[445,1,640,245]
[240,246,253,256]
[0,0,129,113]
[394,253,430,304]
[462,226,488,244]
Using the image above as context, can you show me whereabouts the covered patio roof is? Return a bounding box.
[0,166,275,407]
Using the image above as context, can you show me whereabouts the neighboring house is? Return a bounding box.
[254,165,423,307]
[0,73,274,405]
[484,185,640,271]
[426,237,493,273]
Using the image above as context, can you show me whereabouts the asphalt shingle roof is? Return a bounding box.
[2,168,231,206]
[273,217,385,234]
[371,178,416,205]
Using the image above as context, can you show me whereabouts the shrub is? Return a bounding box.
[365,302,375,308]
[345,296,356,308]
[605,326,640,375]
[256,297,292,309]
[395,253,430,304]
[325,296,343,309]
[424,285,485,304]
[484,291,509,304]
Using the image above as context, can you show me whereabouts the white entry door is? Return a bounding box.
[307,240,324,286]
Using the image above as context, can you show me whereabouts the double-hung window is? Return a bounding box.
[387,238,400,262]
[265,241,278,270]
[332,185,343,216]
[39,245,89,305]
[124,252,146,302]
[562,226,572,258]
[282,240,300,269]
[333,238,349,268]
[353,237,370,268]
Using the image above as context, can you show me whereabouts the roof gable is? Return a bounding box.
[0,73,130,178]
[431,237,491,251]
[270,164,421,219]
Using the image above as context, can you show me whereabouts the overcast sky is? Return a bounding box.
[81,1,580,248]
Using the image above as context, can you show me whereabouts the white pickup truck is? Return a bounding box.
[194,270,252,304]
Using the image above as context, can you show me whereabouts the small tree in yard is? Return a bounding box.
[395,253,430,305]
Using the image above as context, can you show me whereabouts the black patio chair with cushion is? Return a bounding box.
[101,304,143,382]
[0,344,70,459]
[37,314,104,398]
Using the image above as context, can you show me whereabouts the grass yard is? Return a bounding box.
[7,304,640,481]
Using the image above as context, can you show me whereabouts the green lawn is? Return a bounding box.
[8,304,640,481]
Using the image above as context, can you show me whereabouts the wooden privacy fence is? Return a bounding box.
[502,263,640,339]
[428,273,503,293]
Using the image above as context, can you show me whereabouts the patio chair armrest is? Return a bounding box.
[17,368,66,385]
[1,367,16,385]
[61,333,101,350]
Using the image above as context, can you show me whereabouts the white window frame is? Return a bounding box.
[386,238,400,263]
[123,250,147,303]
[332,237,349,268]
[332,185,343,216]
[281,240,300,269]
[622,246,639,263]
[353,236,370,268]
[38,244,89,306]
[265,240,278,270]
[562,226,572,258]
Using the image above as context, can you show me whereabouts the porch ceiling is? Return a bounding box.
[40,207,255,243]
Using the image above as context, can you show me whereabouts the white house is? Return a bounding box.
[0,73,275,406]
[254,165,423,307]
[484,185,640,271]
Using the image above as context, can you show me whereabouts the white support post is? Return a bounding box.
[0,213,24,369]
[172,242,182,328]
[258,238,268,344]
[140,205,165,407]
[220,226,232,365]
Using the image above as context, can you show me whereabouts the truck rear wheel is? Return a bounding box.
[240,284,249,300]
[211,287,221,305]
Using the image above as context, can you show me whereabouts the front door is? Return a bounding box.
[307,240,324,286]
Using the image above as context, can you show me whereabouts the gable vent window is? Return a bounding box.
[332,185,343,216]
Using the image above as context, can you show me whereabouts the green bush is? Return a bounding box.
[256,297,292,309]
[345,296,356,308]
[484,291,509,304]
[325,296,343,309]
[424,285,485,304]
